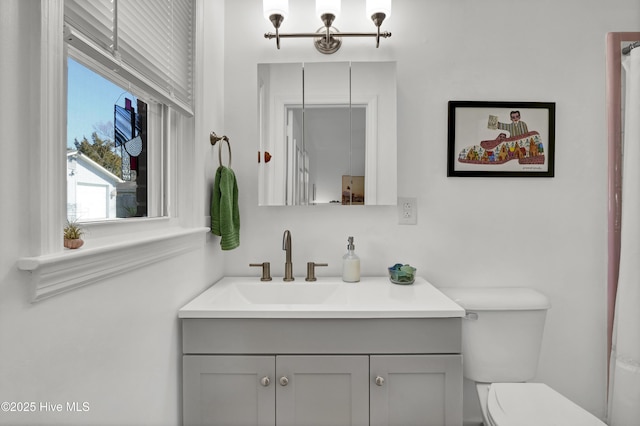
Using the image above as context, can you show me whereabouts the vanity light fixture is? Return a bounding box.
[263,0,392,54]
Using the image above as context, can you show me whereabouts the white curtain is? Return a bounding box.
[608,46,640,426]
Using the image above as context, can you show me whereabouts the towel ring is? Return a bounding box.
[218,138,232,168]
[210,131,232,168]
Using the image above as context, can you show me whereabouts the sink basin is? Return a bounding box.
[234,282,344,305]
[179,277,466,319]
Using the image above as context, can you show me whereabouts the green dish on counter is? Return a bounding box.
[388,263,416,285]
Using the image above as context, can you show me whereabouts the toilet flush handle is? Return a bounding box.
[464,311,479,321]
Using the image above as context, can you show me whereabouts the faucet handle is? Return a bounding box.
[305,262,328,282]
[250,262,272,281]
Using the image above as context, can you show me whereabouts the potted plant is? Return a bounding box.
[63,219,84,249]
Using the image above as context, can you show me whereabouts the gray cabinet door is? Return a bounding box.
[370,355,463,426]
[276,355,369,426]
[183,355,276,426]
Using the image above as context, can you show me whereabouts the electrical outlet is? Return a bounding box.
[398,197,417,225]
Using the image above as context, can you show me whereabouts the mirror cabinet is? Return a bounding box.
[257,61,397,206]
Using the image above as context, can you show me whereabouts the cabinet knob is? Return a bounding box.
[279,376,289,386]
[375,376,385,386]
[260,376,271,387]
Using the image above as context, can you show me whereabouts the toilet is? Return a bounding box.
[439,287,606,426]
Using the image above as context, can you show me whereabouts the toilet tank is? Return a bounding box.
[440,287,551,383]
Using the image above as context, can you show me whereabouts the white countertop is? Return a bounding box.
[178,276,465,319]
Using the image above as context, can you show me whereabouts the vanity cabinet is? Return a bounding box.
[181,318,463,426]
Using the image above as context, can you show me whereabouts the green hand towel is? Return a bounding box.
[211,166,240,250]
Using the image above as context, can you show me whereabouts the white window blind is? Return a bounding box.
[64,0,193,114]
[64,0,114,52]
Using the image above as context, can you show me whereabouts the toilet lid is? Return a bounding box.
[487,383,606,426]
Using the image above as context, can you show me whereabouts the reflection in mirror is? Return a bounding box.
[257,61,396,206]
[288,105,365,204]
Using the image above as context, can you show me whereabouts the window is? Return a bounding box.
[17,0,205,302]
[63,0,195,222]
[63,0,195,223]
[67,58,150,221]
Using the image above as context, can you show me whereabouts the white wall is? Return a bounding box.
[222,0,640,423]
[1,0,639,425]
[0,1,225,425]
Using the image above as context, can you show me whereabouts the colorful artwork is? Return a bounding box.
[458,130,545,165]
[447,102,555,177]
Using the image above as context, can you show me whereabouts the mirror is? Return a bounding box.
[257,61,397,206]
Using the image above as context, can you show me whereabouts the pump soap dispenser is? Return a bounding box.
[342,236,360,282]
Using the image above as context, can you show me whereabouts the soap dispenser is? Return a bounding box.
[342,236,360,282]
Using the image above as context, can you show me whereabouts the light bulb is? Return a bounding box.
[316,0,341,18]
[263,0,289,20]
[366,0,391,19]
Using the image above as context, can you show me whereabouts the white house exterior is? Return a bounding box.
[67,151,124,220]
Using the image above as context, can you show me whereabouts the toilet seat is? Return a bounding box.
[485,383,606,426]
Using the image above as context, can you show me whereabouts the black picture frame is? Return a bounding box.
[447,101,555,177]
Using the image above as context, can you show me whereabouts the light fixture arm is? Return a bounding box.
[371,12,386,48]
[267,13,284,49]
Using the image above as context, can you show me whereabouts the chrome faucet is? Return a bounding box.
[282,230,294,281]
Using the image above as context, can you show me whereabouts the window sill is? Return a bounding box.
[17,226,210,302]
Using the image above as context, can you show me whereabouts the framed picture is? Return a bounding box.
[447,101,555,177]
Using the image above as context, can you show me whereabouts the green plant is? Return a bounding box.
[63,220,84,240]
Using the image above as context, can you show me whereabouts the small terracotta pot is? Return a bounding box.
[64,238,84,249]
